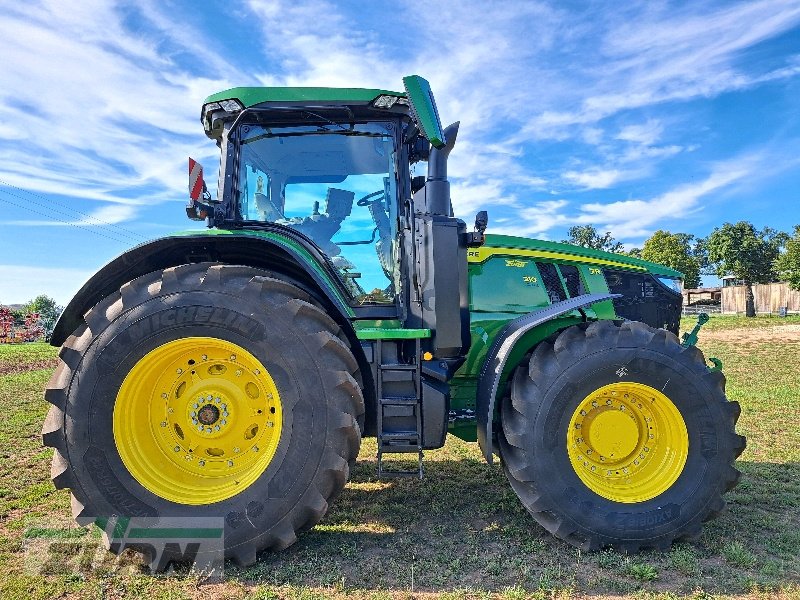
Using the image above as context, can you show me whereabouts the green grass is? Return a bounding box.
[680,313,800,331]
[0,330,799,599]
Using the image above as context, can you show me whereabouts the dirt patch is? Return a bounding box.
[701,324,800,343]
[0,358,59,376]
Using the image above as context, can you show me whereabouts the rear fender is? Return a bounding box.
[476,293,620,463]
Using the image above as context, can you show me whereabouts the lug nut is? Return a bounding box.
[230,355,236,361]
[198,460,206,467]
[227,460,234,467]
[160,421,167,427]
[176,368,183,374]
[201,354,208,361]
[173,446,180,452]
[233,447,240,453]
[161,393,168,399]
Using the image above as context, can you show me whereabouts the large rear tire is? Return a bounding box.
[499,320,744,551]
[42,263,364,568]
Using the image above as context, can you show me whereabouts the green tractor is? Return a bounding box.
[43,75,744,568]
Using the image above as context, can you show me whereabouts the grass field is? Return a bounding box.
[0,315,798,599]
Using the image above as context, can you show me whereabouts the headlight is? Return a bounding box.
[372,94,408,109]
[201,99,245,132]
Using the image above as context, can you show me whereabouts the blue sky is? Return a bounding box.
[2,0,800,304]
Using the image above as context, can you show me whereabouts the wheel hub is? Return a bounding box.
[567,381,688,503]
[197,403,221,426]
[113,337,283,505]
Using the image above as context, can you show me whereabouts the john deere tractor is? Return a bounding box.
[43,76,743,567]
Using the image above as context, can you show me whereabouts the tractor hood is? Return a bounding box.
[475,234,684,279]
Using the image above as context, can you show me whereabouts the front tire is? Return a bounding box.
[499,320,744,551]
[42,263,364,568]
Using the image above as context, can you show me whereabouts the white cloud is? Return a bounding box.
[0,1,228,213]
[617,120,664,146]
[573,158,753,238]
[563,168,629,189]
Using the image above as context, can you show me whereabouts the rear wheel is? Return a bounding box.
[499,320,744,551]
[42,263,364,568]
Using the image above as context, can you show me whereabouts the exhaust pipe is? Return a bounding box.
[424,122,460,217]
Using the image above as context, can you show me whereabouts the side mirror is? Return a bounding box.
[475,210,488,233]
[403,75,447,149]
[187,157,210,221]
[466,211,489,248]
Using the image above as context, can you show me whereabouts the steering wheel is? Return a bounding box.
[356,190,385,207]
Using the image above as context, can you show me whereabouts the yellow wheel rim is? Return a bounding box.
[113,337,282,505]
[567,382,688,503]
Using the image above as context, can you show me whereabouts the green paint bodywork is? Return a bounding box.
[354,321,431,340]
[203,87,404,109]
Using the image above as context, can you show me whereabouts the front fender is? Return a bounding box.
[476,293,620,463]
[51,230,354,346]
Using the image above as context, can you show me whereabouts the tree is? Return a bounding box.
[706,222,786,317]
[775,225,800,290]
[562,225,624,253]
[22,295,62,341]
[641,230,703,289]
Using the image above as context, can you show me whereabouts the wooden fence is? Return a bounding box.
[721,282,800,315]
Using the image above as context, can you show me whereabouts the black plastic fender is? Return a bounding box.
[476,293,620,463]
[51,232,355,346]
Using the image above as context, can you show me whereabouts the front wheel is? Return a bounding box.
[499,320,745,551]
[42,264,364,568]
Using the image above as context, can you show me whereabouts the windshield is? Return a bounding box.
[236,121,399,303]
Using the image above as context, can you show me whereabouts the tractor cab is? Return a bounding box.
[190,77,451,309]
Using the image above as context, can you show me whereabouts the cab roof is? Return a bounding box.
[203,86,405,108]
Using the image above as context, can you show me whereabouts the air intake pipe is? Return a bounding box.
[424,122,460,216]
